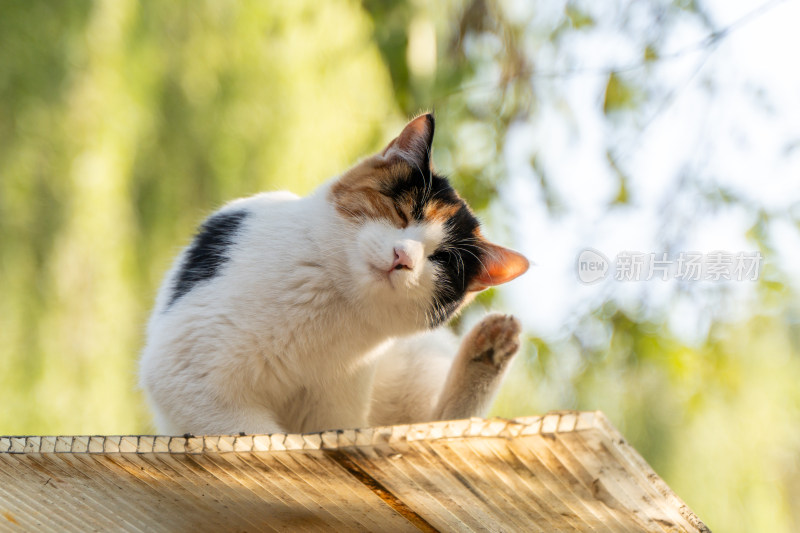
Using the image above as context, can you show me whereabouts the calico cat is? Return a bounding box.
[139,114,529,435]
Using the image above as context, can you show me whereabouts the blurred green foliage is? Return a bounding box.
[603,72,641,114]
[1,1,798,531]
[0,0,398,435]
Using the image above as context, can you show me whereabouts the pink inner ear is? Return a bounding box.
[468,243,530,292]
[382,114,434,164]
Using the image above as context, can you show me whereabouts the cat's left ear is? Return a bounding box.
[382,113,435,169]
[468,242,530,292]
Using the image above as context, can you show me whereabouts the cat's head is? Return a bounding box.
[329,114,528,330]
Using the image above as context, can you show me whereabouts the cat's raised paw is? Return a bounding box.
[465,314,522,369]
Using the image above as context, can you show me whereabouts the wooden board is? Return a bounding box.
[0,411,709,532]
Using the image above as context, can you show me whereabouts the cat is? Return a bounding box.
[139,114,529,435]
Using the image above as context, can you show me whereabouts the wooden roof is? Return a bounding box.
[0,411,708,532]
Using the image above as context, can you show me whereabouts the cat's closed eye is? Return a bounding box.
[394,204,409,228]
[428,250,453,263]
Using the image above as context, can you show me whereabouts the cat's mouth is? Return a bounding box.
[369,263,408,288]
[369,264,391,283]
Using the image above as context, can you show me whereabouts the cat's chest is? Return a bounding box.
[255,332,381,434]
[238,293,380,373]
[276,364,375,433]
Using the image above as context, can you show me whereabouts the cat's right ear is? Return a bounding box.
[382,114,435,170]
[467,242,530,292]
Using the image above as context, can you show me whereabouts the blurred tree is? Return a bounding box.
[362,1,800,531]
[0,0,399,434]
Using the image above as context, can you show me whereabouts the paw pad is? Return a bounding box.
[468,314,521,368]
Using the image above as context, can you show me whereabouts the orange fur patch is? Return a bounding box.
[330,157,413,227]
[329,148,470,231]
[423,200,461,223]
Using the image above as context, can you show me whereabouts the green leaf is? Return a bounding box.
[603,72,639,114]
[565,6,595,29]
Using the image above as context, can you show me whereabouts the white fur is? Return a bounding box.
[140,180,517,435]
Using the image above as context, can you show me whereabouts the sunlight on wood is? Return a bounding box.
[0,411,708,532]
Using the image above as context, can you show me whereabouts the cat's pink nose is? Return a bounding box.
[391,247,414,271]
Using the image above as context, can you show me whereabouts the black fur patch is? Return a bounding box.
[382,166,485,327]
[427,204,485,327]
[167,210,249,308]
[381,169,460,222]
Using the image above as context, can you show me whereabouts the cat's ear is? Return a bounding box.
[468,242,529,292]
[382,113,435,169]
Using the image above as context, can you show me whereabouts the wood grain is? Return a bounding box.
[0,412,709,532]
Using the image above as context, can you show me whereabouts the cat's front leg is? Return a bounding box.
[432,314,521,421]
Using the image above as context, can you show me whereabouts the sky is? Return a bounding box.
[489,0,800,343]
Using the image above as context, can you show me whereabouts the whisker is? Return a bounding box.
[459,246,489,277]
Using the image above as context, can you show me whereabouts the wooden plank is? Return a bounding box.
[0,412,709,532]
[423,439,551,531]
[556,430,686,531]
[504,435,639,531]
[590,413,711,533]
